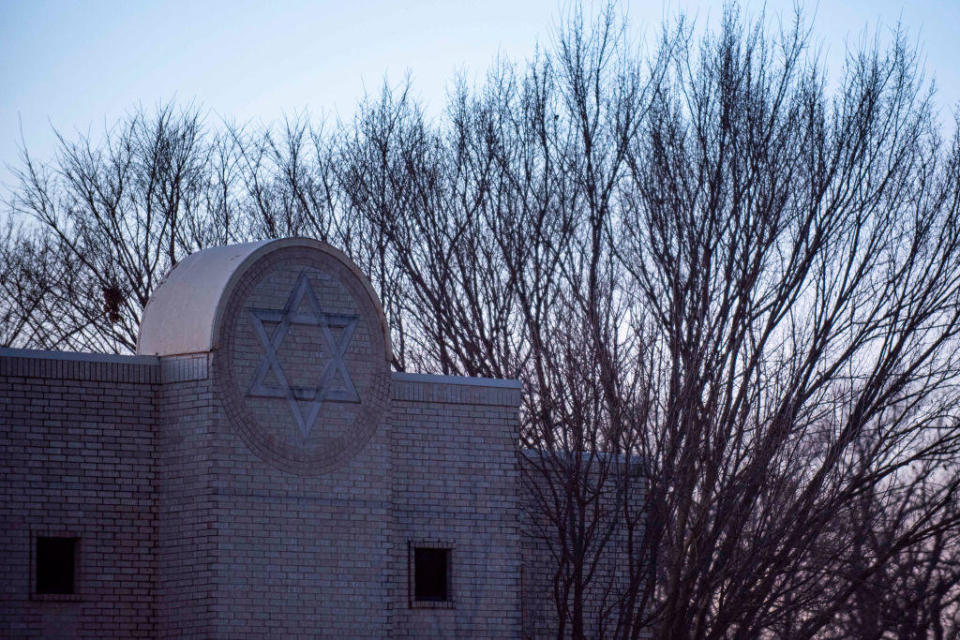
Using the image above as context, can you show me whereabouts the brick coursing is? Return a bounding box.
[0,355,158,639]
[389,384,523,638]
[155,361,218,638]
[0,350,528,639]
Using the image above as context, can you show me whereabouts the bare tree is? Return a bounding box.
[331,6,960,638]
[614,8,960,638]
[7,103,243,352]
[0,224,61,347]
[4,4,960,639]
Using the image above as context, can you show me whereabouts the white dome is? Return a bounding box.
[136,238,390,360]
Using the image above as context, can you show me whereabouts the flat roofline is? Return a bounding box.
[0,347,159,366]
[0,347,523,389]
[392,371,522,389]
[0,348,524,389]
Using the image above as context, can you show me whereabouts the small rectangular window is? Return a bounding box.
[409,542,454,608]
[414,547,449,601]
[36,536,77,595]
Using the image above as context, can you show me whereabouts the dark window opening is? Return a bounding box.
[414,547,450,602]
[36,537,77,595]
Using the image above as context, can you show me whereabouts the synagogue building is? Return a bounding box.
[0,238,527,638]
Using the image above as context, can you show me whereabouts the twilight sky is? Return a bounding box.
[2,0,958,195]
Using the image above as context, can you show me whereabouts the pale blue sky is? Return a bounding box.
[2,0,958,194]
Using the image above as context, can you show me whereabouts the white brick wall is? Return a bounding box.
[0,351,158,639]
[0,349,526,639]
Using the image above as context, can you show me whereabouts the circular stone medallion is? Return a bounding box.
[213,243,390,475]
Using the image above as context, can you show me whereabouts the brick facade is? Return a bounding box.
[0,351,158,639]
[0,238,639,638]
[390,375,522,638]
[0,349,523,639]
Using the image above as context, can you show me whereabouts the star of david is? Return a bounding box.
[246,271,360,439]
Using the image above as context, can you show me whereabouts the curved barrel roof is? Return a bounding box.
[136,238,390,359]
